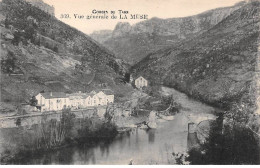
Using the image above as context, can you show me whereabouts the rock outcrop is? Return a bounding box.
[112,22,132,37]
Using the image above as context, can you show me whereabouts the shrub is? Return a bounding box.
[1,51,17,74]
[29,96,38,106]
[53,46,59,53]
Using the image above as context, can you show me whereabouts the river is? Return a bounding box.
[12,87,217,165]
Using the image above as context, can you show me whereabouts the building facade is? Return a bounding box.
[35,90,115,112]
[35,92,69,111]
[135,76,148,89]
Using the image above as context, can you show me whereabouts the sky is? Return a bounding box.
[43,0,243,34]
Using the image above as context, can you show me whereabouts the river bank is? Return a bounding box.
[0,110,118,164]
[0,86,222,164]
[1,86,220,164]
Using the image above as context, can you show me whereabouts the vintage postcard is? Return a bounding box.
[0,0,260,165]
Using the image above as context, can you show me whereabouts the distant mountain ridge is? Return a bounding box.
[90,30,113,43]
[90,1,246,64]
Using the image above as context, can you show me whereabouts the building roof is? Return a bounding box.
[101,89,114,95]
[136,76,147,81]
[90,90,97,94]
[66,92,90,99]
[38,89,114,100]
[82,93,91,99]
[89,93,96,97]
[40,92,67,99]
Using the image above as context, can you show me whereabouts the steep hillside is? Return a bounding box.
[90,2,245,64]
[131,1,260,109]
[0,0,132,111]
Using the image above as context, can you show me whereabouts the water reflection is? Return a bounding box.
[8,113,220,164]
[15,114,190,164]
[147,129,155,143]
[100,142,109,158]
[74,145,96,164]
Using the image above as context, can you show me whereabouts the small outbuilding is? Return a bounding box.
[135,76,148,89]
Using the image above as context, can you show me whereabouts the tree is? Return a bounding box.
[61,108,76,136]
[53,46,59,53]
[15,118,21,127]
[24,26,36,42]
[12,31,22,45]
[114,63,120,73]
[124,73,130,83]
[29,96,38,106]
[81,50,92,65]
[104,105,114,122]
[1,51,16,74]
[4,17,10,28]
[81,56,89,65]
[224,102,252,127]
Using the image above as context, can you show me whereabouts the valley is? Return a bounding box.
[0,0,260,165]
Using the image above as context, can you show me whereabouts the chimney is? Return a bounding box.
[188,123,196,134]
[50,92,52,96]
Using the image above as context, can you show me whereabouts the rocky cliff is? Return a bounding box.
[131,0,260,110]
[91,2,246,64]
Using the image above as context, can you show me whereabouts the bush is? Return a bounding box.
[12,31,23,45]
[77,118,118,139]
[61,108,76,133]
[53,46,58,53]
[1,51,16,74]
[29,96,38,106]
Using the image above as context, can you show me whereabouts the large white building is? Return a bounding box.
[35,92,69,111]
[35,89,114,112]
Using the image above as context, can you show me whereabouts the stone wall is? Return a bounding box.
[0,109,98,128]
